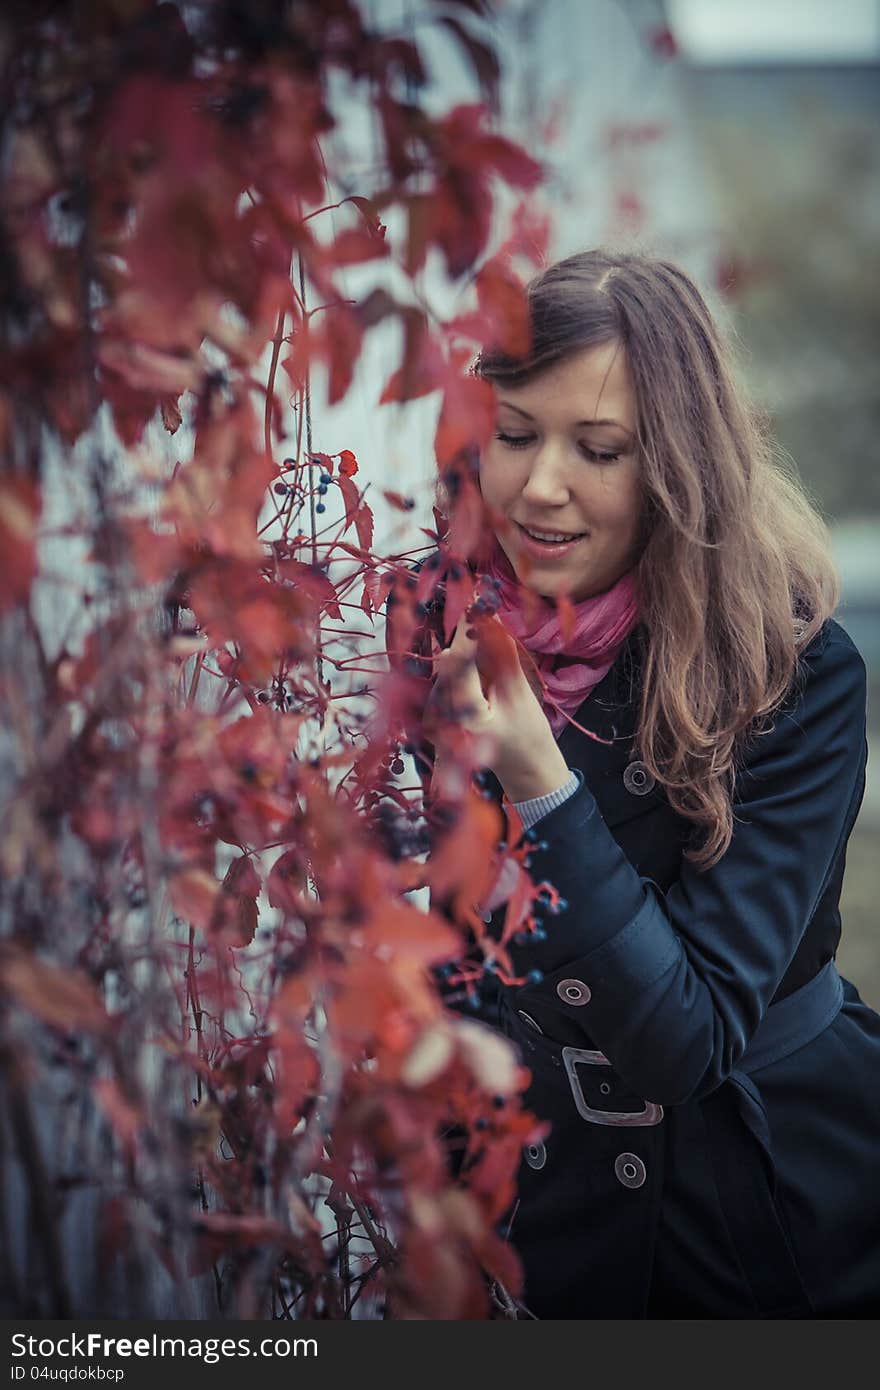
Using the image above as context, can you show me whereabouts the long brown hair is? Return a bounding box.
[470,249,840,869]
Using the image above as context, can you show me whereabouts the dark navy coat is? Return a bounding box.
[389,580,880,1319]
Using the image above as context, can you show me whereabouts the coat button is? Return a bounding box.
[557,978,591,1006]
[525,1142,547,1170]
[623,760,655,796]
[614,1153,646,1189]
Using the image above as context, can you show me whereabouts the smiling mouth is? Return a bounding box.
[516,522,589,545]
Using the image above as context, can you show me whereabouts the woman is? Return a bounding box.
[386,250,880,1318]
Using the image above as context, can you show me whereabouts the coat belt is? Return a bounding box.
[738,958,844,1075]
[702,959,845,1318]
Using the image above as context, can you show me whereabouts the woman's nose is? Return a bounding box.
[520,440,570,505]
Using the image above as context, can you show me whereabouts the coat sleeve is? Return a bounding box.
[505,624,869,1106]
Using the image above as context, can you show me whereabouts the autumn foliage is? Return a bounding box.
[0,0,560,1319]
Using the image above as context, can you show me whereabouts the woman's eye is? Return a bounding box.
[494,430,621,463]
[580,444,621,464]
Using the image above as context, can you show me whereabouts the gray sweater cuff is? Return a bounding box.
[510,768,581,830]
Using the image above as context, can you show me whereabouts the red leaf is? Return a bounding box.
[436,105,542,190]
[275,557,342,620]
[438,16,500,104]
[648,25,679,58]
[435,357,495,464]
[441,567,476,643]
[474,257,531,357]
[338,472,360,528]
[363,899,460,966]
[338,449,358,477]
[337,473,373,550]
[221,853,260,898]
[327,225,388,268]
[355,499,374,552]
[94,1078,143,1154]
[161,395,183,433]
[347,195,386,237]
[324,308,363,406]
[98,338,204,396]
[267,848,309,915]
[424,787,504,911]
[382,490,415,511]
[291,305,364,406]
[281,331,310,394]
[496,200,551,268]
[273,1030,320,1132]
[0,477,40,613]
[379,324,445,404]
[168,866,218,934]
[188,559,315,684]
[210,853,260,947]
[122,516,182,586]
[477,132,543,188]
[1,946,111,1036]
[473,613,524,696]
[361,567,393,616]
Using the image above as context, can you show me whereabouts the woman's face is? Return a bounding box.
[478,341,643,602]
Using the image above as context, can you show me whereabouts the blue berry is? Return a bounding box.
[316,503,325,514]
[318,483,328,495]
[526,969,543,985]
[532,927,547,942]
[320,472,332,485]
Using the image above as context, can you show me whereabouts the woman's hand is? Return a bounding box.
[426,616,570,802]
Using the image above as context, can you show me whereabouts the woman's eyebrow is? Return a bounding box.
[497,399,632,432]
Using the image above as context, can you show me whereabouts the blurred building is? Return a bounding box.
[669,9,880,704]
[667,0,880,1001]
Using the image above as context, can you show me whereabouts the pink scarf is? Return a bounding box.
[481,540,640,737]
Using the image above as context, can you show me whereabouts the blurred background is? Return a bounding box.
[328,0,880,1003]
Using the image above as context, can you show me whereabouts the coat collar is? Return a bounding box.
[551,625,670,830]
[557,624,644,753]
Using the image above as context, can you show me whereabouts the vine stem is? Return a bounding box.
[264,306,287,459]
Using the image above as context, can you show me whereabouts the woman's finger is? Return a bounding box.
[437,647,485,712]
[446,618,479,656]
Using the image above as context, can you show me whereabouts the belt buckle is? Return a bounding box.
[562,1047,664,1126]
